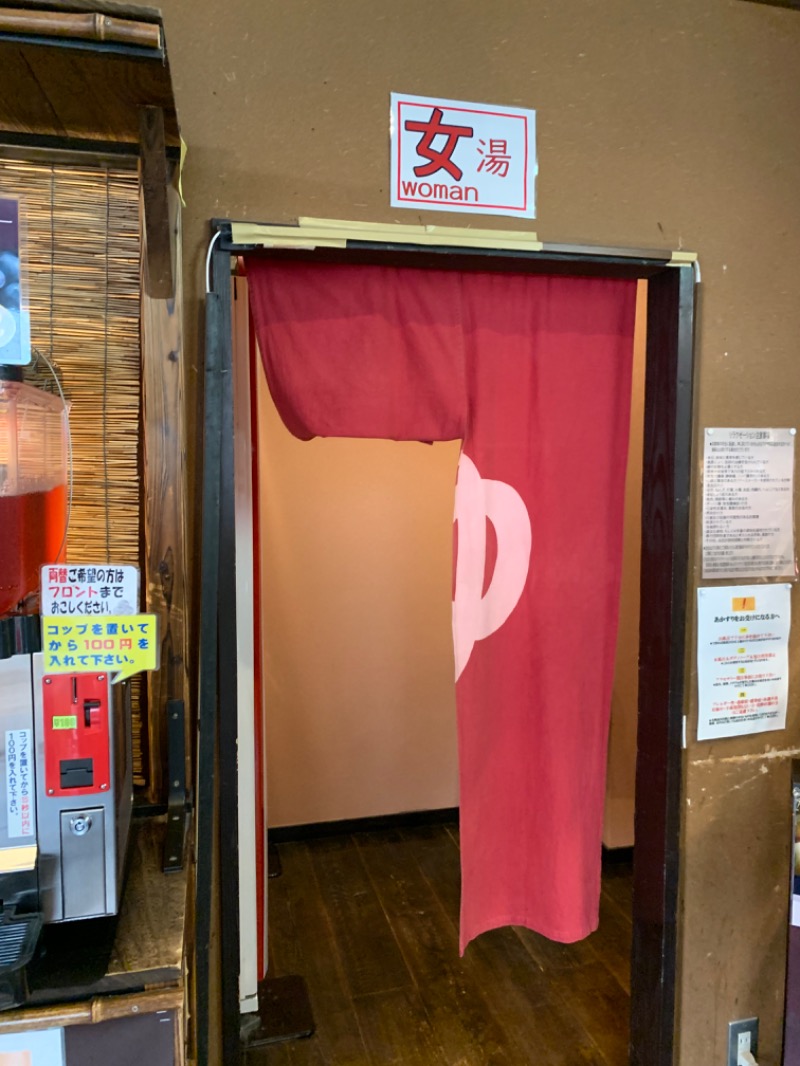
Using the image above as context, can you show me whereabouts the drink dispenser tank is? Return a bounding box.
[0,364,133,1013]
[0,366,68,617]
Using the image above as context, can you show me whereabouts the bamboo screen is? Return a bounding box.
[0,159,146,786]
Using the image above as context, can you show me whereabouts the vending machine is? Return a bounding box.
[0,366,132,1009]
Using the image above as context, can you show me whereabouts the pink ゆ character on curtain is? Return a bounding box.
[452,453,532,681]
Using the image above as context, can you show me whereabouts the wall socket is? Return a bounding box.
[728,1017,759,1065]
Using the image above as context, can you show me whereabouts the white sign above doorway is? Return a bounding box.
[390,92,537,219]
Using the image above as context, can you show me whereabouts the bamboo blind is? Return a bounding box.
[0,159,146,785]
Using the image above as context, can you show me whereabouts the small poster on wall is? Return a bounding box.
[390,92,537,218]
[0,197,30,366]
[0,1027,65,1065]
[41,614,158,685]
[697,583,791,741]
[40,564,140,617]
[702,427,796,579]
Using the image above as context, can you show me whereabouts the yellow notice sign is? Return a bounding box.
[42,614,158,684]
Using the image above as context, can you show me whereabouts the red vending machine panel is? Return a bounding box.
[42,674,110,797]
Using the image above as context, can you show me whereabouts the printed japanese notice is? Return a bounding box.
[702,427,796,579]
[390,92,536,217]
[4,729,34,838]
[41,614,158,684]
[40,564,139,616]
[697,584,791,741]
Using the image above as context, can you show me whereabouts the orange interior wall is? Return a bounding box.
[256,353,461,827]
[603,280,647,849]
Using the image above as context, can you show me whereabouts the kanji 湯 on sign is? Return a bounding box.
[390,92,537,218]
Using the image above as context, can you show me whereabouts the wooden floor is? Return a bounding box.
[245,821,632,1066]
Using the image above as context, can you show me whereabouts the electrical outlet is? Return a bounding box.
[728,1017,758,1066]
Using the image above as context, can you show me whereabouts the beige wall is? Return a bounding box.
[155,0,800,1061]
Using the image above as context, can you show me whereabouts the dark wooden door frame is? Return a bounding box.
[197,223,697,1066]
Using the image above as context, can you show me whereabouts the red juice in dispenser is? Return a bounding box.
[0,371,68,615]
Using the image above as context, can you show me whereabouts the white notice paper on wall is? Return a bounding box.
[697,584,791,741]
[702,427,796,579]
[4,729,34,838]
[39,564,139,617]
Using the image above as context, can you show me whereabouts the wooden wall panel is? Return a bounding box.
[0,157,146,783]
[154,0,800,1060]
[141,181,189,801]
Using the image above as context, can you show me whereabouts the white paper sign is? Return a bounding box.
[40,564,139,617]
[390,92,536,217]
[702,427,796,579]
[697,584,791,741]
[0,1026,65,1064]
[4,729,34,839]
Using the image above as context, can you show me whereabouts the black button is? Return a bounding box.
[83,699,101,728]
[59,758,94,789]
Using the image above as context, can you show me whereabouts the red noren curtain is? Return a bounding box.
[247,258,636,951]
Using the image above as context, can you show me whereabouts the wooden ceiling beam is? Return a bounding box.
[0,7,162,49]
[139,105,174,300]
[739,0,800,10]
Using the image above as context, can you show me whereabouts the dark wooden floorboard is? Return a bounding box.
[264,842,304,975]
[539,960,631,1066]
[353,986,449,1065]
[602,855,635,916]
[243,1042,297,1066]
[243,1033,326,1066]
[266,840,371,1065]
[356,828,523,1065]
[257,821,631,1066]
[402,823,462,929]
[307,834,413,1000]
[512,919,598,972]
[590,888,634,995]
[402,824,604,1063]
[466,928,607,1065]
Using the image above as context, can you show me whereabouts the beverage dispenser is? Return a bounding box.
[0,364,131,1010]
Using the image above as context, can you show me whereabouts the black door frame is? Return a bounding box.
[197,221,696,1066]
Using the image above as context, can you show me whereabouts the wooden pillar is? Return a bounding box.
[140,181,189,802]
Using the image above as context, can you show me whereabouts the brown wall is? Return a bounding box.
[154,0,800,1061]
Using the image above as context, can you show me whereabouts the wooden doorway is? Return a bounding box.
[198,223,696,1066]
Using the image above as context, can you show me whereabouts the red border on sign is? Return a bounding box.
[396,99,530,212]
